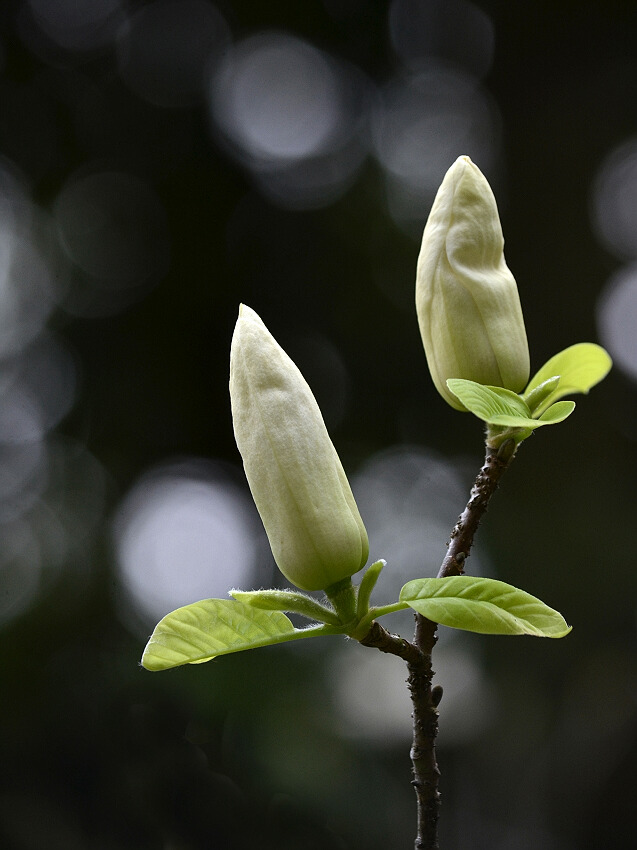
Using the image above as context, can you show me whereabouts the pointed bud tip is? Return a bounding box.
[237,303,258,321]
[449,154,477,178]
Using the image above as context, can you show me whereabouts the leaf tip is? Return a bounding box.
[140,649,163,672]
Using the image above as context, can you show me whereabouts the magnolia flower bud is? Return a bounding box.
[230,305,369,592]
[416,156,530,410]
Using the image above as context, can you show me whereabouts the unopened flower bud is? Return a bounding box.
[416,156,530,410]
[230,305,369,592]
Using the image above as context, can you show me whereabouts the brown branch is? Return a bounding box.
[358,438,518,849]
[408,438,517,848]
[438,438,516,579]
[358,617,441,847]
[408,615,440,849]
[359,620,423,664]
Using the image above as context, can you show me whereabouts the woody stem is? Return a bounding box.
[359,439,517,849]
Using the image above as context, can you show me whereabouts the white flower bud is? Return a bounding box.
[230,305,369,592]
[416,156,530,410]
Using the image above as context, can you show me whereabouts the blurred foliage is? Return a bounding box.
[1,1,637,849]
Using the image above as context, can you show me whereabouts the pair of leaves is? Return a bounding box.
[142,576,570,671]
[447,379,575,431]
[447,343,611,430]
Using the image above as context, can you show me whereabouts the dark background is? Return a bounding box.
[1,1,636,848]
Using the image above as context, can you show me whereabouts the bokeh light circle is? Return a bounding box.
[591,137,637,260]
[25,0,124,53]
[597,264,637,381]
[0,381,47,521]
[208,31,373,208]
[117,0,231,108]
[332,641,494,745]
[0,159,60,357]
[210,32,347,164]
[54,170,169,288]
[351,445,489,633]
[0,519,42,626]
[10,333,78,433]
[389,0,495,78]
[372,67,501,224]
[115,459,260,625]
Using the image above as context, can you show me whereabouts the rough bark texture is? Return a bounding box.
[409,614,440,849]
[359,440,516,849]
[409,440,515,848]
[359,620,422,664]
[437,441,515,580]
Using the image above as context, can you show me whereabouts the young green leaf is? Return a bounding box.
[446,379,574,430]
[537,400,576,423]
[142,599,341,671]
[230,589,341,625]
[524,343,612,413]
[523,375,561,416]
[356,560,386,620]
[399,576,571,638]
[488,401,576,430]
[446,379,531,423]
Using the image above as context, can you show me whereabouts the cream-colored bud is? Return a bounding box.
[230,305,369,592]
[416,156,530,410]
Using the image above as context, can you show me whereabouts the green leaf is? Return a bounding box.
[485,414,544,428]
[230,589,341,625]
[142,599,340,671]
[524,343,612,413]
[356,560,386,620]
[538,400,576,424]
[399,576,571,638]
[523,375,561,416]
[488,401,576,429]
[446,379,531,423]
[447,379,573,430]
